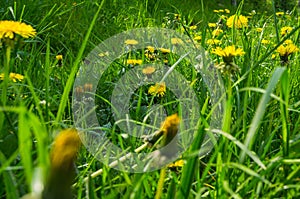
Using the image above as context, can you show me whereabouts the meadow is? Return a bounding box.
[0,0,300,198]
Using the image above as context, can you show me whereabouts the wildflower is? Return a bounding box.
[174,14,180,20]
[168,159,185,168]
[142,66,156,76]
[124,39,138,45]
[276,43,299,63]
[206,39,221,45]
[208,23,217,28]
[225,9,230,14]
[189,25,197,30]
[98,51,109,57]
[212,45,245,63]
[171,38,184,45]
[193,35,202,41]
[146,46,155,53]
[281,26,293,36]
[0,72,24,82]
[284,39,293,45]
[256,28,263,33]
[0,20,36,39]
[276,12,284,17]
[226,14,248,28]
[212,29,223,37]
[56,55,63,61]
[43,128,81,199]
[126,59,143,65]
[213,45,245,74]
[159,47,171,54]
[213,10,219,13]
[218,9,224,13]
[261,39,271,45]
[148,82,166,97]
[160,113,180,146]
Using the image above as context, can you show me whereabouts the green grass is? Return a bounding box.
[1,0,300,198]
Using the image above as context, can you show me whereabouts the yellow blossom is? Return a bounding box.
[0,72,24,82]
[189,25,197,30]
[159,47,171,54]
[168,159,185,168]
[193,35,202,41]
[226,14,248,28]
[208,23,217,28]
[98,51,109,57]
[126,59,143,65]
[0,20,36,39]
[171,37,184,45]
[56,55,63,61]
[225,9,230,14]
[261,39,270,45]
[124,39,139,45]
[146,46,155,53]
[212,45,245,63]
[148,82,166,97]
[212,29,223,37]
[206,39,221,45]
[284,39,293,45]
[160,113,180,145]
[280,26,293,36]
[51,128,81,170]
[276,43,299,57]
[256,28,263,33]
[142,66,156,75]
[276,12,284,17]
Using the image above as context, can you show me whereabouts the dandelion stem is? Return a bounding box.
[155,167,166,199]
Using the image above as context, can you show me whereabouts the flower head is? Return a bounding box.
[124,39,139,45]
[281,26,293,36]
[171,37,184,45]
[159,47,171,54]
[212,29,223,37]
[160,113,180,145]
[126,59,143,65]
[148,82,166,97]
[142,66,156,75]
[0,20,36,39]
[226,14,248,28]
[51,128,81,170]
[276,43,299,63]
[208,23,217,28]
[0,72,24,82]
[206,39,221,45]
[56,55,63,61]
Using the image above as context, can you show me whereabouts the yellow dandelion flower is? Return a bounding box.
[212,45,245,63]
[56,55,63,61]
[256,28,263,33]
[98,51,109,57]
[280,26,293,36]
[194,35,202,41]
[171,37,184,45]
[276,43,299,57]
[206,39,221,45]
[142,66,156,75]
[189,25,197,30]
[51,128,81,170]
[0,20,36,39]
[146,46,155,53]
[124,39,139,45]
[168,159,185,168]
[212,29,223,37]
[226,14,248,28]
[261,39,271,45]
[213,10,219,13]
[276,12,284,17]
[148,82,166,97]
[160,113,180,145]
[225,9,230,14]
[159,47,171,54]
[218,9,224,13]
[126,59,143,65]
[208,23,217,28]
[0,72,24,82]
[284,39,293,45]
